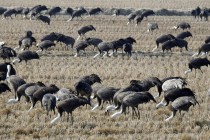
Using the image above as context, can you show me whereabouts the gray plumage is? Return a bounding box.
[92,87,119,110]
[37,40,56,51]
[191,7,201,19]
[200,9,209,21]
[55,88,77,101]
[5,75,26,99]
[20,37,36,50]
[86,37,103,50]
[51,96,91,124]
[25,85,45,98]
[162,39,177,53]
[162,78,187,92]
[111,91,156,119]
[147,22,158,32]
[74,40,90,57]
[12,51,39,64]
[165,96,199,121]
[8,81,45,104]
[42,94,56,115]
[28,84,59,112]
[37,15,50,25]
[77,25,96,40]
[135,15,144,26]
[174,38,188,51]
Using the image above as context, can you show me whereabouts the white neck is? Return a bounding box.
[6,65,11,78]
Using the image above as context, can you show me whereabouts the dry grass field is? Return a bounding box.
[0,0,210,140]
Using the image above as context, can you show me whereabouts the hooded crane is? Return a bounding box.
[0,45,17,62]
[25,83,46,99]
[0,62,16,81]
[185,57,210,74]
[105,81,146,113]
[200,9,209,21]
[36,15,50,25]
[6,75,26,100]
[162,78,187,93]
[91,87,119,111]
[54,88,77,101]
[76,74,102,86]
[28,84,59,112]
[89,7,103,16]
[114,37,136,54]
[16,30,34,50]
[172,22,191,30]
[12,51,39,64]
[29,5,48,20]
[156,88,196,109]
[173,38,188,51]
[42,94,56,115]
[191,6,201,19]
[58,35,75,50]
[152,34,175,52]
[73,40,90,57]
[19,37,36,51]
[36,40,56,52]
[41,32,64,42]
[47,6,62,18]
[141,10,155,19]
[147,22,158,32]
[111,91,156,119]
[192,43,210,57]
[0,7,7,16]
[127,12,137,25]
[77,25,96,41]
[165,96,199,121]
[204,36,210,44]
[176,31,193,40]
[161,39,177,53]
[2,9,17,19]
[50,96,91,124]
[86,37,103,51]
[0,83,11,94]
[65,7,74,17]
[67,7,87,21]
[135,15,144,26]
[8,81,45,104]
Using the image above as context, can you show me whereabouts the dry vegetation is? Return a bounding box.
[0,0,210,140]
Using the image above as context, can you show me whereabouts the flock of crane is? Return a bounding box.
[0,5,209,125]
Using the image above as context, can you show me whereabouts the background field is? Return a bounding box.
[0,0,210,140]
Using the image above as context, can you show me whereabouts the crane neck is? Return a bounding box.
[6,64,11,78]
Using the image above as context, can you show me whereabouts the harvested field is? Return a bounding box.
[0,1,210,140]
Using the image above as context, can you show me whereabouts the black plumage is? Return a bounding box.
[3,9,17,19]
[0,46,17,61]
[58,35,75,49]
[67,7,87,21]
[37,15,50,25]
[185,58,210,74]
[204,36,210,44]
[156,88,196,109]
[0,83,11,94]
[127,12,137,25]
[77,25,96,40]
[176,31,193,39]
[174,22,191,30]
[12,51,39,64]
[89,7,103,16]
[152,34,175,51]
[66,7,74,17]
[50,96,90,124]
[47,7,62,17]
[0,62,16,80]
